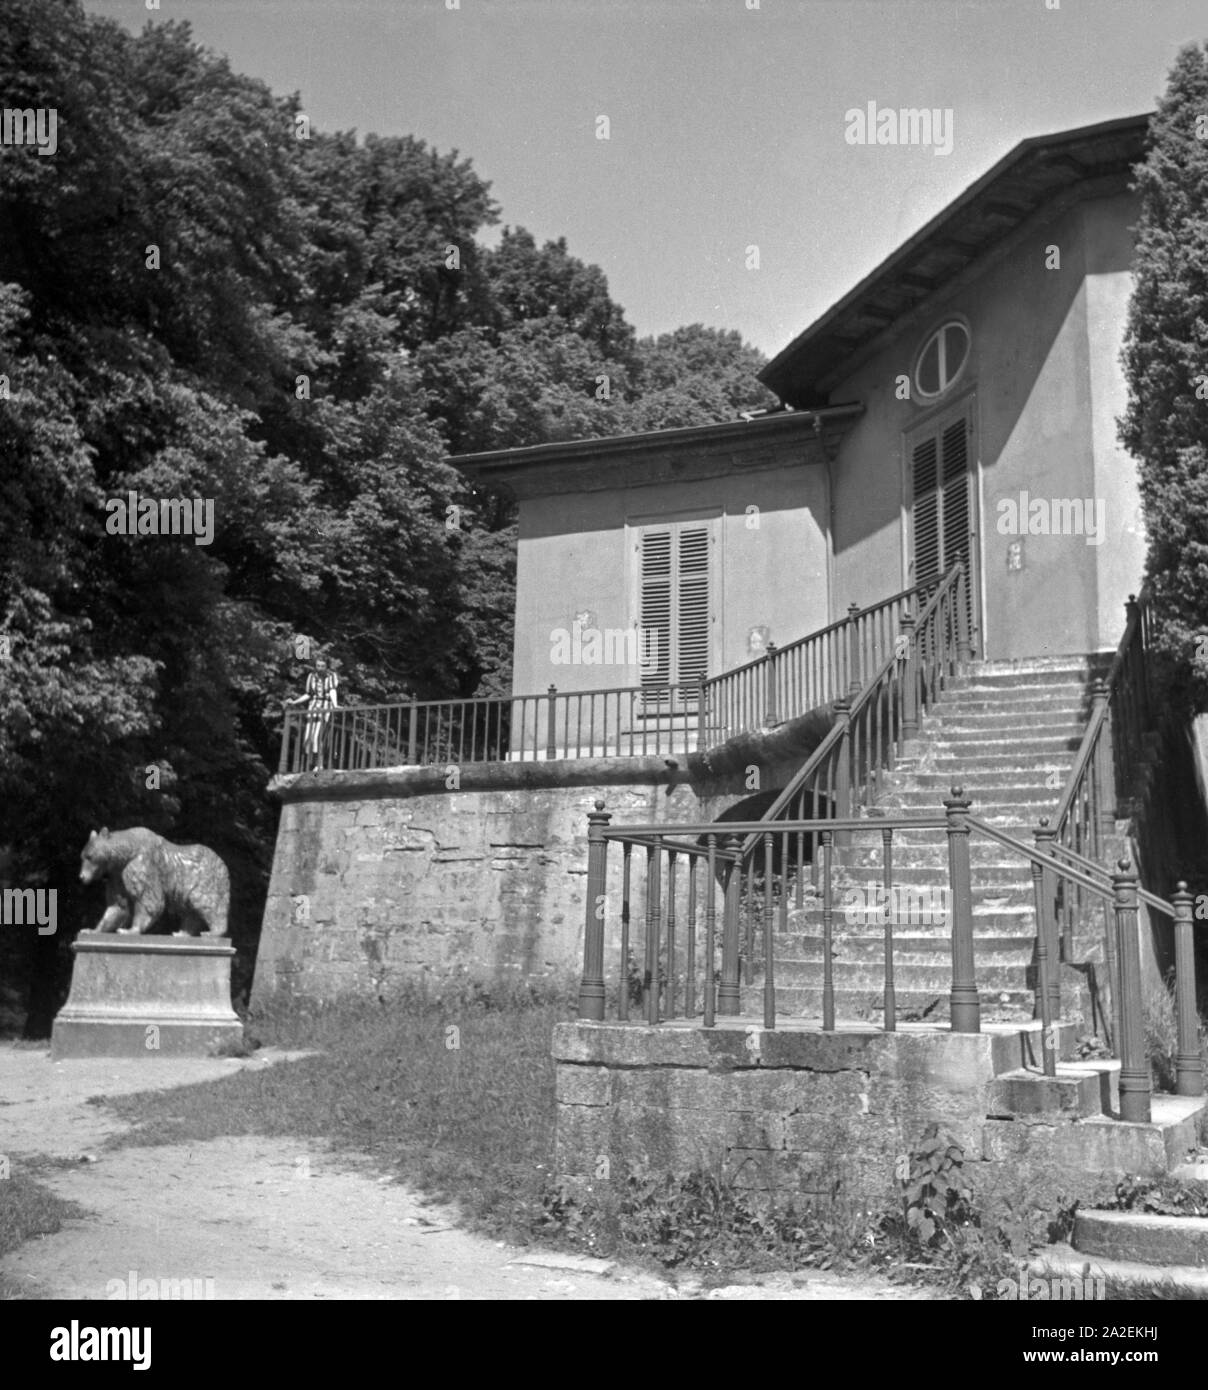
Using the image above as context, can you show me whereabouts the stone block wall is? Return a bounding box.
[552,1021,1023,1205]
[252,759,713,1005]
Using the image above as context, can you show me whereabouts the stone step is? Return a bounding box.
[891,786,1062,806]
[903,773,1071,792]
[771,907,1040,934]
[925,733,1083,753]
[754,960,1032,991]
[923,751,1084,771]
[924,718,1087,739]
[954,658,1101,680]
[740,983,1035,1022]
[939,695,1089,716]
[1072,1210,1208,1268]
[988,1066,1106,1119]
[1030,1244,1208,1298]
[769,934,1033,960]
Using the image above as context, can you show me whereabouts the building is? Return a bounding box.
[454,113,1149,707]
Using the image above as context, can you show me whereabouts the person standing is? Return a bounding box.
[287,656,340,771]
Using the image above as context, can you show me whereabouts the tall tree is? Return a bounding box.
[1120,42,1208,711]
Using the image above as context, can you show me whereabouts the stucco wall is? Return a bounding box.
[512,459,830,698]
[826,190,1143,660]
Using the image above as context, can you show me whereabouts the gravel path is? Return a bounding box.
[0,1045,935,1301]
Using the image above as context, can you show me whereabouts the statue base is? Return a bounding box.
[51,931,243,1059]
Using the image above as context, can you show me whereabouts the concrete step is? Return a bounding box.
[904,773,1071,792]
[892,786,1063,806]
[988,1066,1106,1119]
[917,733,1078,756]
[753,959,1032,991]
[1073,1210,1208,1268]
[741,983,1035,1022]
[982,1094,1208,1176]
[939,695,1089,716]
[1030,1243,1208,1298]
[772,935,1034,961]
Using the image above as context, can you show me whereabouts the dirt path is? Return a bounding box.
[0,1045,934,1301]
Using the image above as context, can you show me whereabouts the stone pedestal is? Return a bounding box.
[51,932,243,1060]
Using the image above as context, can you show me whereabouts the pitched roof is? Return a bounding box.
[760,113,1151,408]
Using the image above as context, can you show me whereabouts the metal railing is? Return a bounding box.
[968,815,1202,1122]
[699,575,947,746]
[577,801,971,1035]
[576,793,1203,1125]
[277,682,703,773]
[729,561,971,863]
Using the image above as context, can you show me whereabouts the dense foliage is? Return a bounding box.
[0,1,774,1025]
[1120,41,1208,712]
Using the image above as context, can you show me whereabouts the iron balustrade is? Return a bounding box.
[277,682,704,773]
[578,794,1203,1124]
[698,574,949,747]
[579,804,974,1035]
[276,570,965,776]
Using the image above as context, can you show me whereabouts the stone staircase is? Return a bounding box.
[745,657,1106,1024]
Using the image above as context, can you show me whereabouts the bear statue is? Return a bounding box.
[79,827,230,937]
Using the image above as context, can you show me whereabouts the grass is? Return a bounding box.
[104,983,570,1241]
[80,986,1208,1293]
[0,1173,88,1297]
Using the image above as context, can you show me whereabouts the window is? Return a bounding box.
[637,521,712,703]
[914,320,970,400]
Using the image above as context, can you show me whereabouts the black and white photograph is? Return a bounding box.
[3,0,1208,1352]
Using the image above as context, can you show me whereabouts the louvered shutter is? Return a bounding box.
[675,525,710,691]
[910,408,975,642]
[911,435,941,584]
[639,522,711,704]
[640,529,673,697]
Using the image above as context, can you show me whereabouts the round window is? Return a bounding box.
[914,320,970,400]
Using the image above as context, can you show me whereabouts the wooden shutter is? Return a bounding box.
[640,529,674,695]
[639,522,711,702]
[911,435,941,583]
[675,525,710,690]
[910,408,975,641]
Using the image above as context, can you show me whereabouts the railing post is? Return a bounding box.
[955,562,973,663]
[546,684,558,760]
[1034,817,1066,990]
[407,699,418,765]
[578,801,611,1020]
[645,838,663,1025]
[695,672,708,751]
[945,786,980,1033]
[899,611,919,741]
[1112,858,1151,1124]
[717,835,742,1015]
[833,696,852,851]
[1093,680,1115,847]
[279,707,292,774]
[846,602,862,699]
[1173,882,1204,1098]
[763,642,779,727]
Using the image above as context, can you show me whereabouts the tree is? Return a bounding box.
[1120,42,1208,712]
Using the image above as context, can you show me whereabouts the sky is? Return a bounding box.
[85,0,1205,359]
